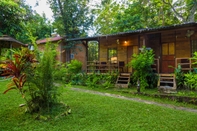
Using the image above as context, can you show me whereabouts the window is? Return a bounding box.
[88,41,99,61]
[108,48,117,62]
[133,46,138,54]
[191,40,197,56]
[162,43,174,55]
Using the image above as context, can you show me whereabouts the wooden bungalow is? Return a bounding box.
[36,35,86,69]
[67,22,197,75]
[36,35,68,63]
[0,35,26,55]
[0,35,26,76]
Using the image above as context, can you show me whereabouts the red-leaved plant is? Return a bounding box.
[3,47,36,98]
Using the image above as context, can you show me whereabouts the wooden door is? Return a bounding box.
[161,43,175,73]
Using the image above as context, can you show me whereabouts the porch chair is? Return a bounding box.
[119,61,125,72]
[100,61,107,73]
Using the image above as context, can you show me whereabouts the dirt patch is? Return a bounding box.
[71,87,197,113]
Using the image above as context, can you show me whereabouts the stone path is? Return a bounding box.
[71,87,197,113]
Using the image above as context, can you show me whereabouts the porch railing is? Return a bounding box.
[175,57,193,72]
[86,61,125,73]
[151,58,160,73]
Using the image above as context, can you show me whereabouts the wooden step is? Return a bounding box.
[160,77,175,79]
[115,73,131,88]
[158,74,177,93]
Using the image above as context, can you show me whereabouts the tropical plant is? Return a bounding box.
[100,72,118,88]
[70,72,87,85]
[174,64,185,89]
[3,47,36,100]
[128,46,155,91]
[184,52,197,90]
[53,62,67,81]
[184,71,197,90]
[2,40,62,114]
[66,59,82,74]
[85,71,118,88]
[86,73,101,88]
[25,42,58,113]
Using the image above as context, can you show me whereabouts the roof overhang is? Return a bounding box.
[67,22,197,42]
[36,36,66,44]
[0,35,25,46]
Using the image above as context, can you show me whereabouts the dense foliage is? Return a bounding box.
[128,47,157,90]
[184,52,197,90]
[53,60,118,88]
[93,0,197,35]
[47,0,93,38]
[0,0,52,43]
[0,0,25,38]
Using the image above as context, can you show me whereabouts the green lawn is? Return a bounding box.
[1,79,197,131]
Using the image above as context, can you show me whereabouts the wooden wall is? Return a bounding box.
[175,30,191,58]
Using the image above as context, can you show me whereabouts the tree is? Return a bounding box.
[18,0,52,43]
[0,0,52,44]
[0,0,25,37]
[48,0,93,38]
[163,0,197,23]
[21,13,52,43]
[94,0,197,35]
[93,0,122,34]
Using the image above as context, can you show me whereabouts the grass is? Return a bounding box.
[1,79,197,131]
[72,85,197,109]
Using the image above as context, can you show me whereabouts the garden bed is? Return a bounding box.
[131,92,197,105]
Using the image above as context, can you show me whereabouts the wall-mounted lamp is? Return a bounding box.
[124,41,127,43]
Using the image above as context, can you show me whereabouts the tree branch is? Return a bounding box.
[162,0,185,22]
[187,1,197,22]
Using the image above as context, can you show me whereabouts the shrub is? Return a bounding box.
[174,64,185,89]
[53,62,67,81]
[66,59,82,74]
[26,42,58,113]
[70,72,87,85]
[128,46,156,90]
[184,71,197,90]
[3,42,62,114]
[85,72,118,88]
[184,52,197,90]
[86,73,101,88]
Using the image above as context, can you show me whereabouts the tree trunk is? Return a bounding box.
[187,1,197,22]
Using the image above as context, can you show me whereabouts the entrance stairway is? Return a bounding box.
[115,73,131,88]
[158,74,177,93]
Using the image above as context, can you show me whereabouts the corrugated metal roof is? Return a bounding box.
[0,35,25,46]
[67,22,197,41]
[36,36,65,44]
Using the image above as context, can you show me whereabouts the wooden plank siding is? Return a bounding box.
[98,35,139,72]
